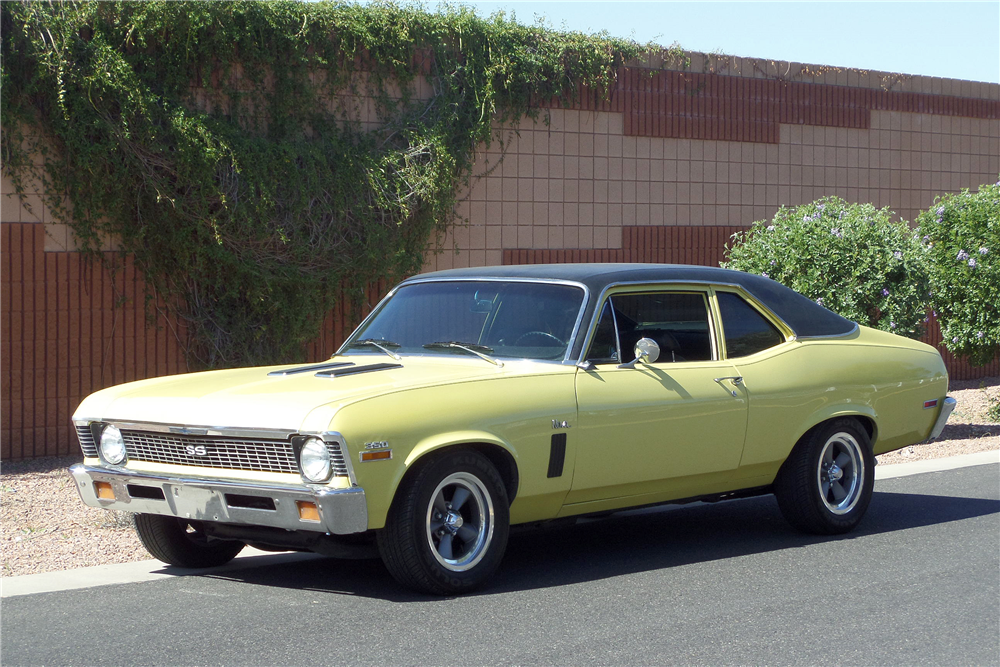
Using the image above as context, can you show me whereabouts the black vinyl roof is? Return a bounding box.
[407,264,858,344]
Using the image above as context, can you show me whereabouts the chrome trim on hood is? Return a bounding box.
[314,363,403,378]
[267,361,355,376]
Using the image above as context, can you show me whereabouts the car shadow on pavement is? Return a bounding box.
[178,484,999,601]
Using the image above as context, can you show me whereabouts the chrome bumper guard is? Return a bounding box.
[69,464,368,535]
[928,396,957,441]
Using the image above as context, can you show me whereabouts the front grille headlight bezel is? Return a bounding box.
[98,423,127,466]
[296,436,334,483]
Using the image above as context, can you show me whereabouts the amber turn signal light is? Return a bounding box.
[360,450,392,462]
[94,481,115,500]
[296,501,320,522]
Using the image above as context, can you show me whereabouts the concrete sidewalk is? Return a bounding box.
[3,449,997,599]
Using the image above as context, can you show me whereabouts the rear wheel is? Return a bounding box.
[133,514,245,568]
[774,418,874,535]
[377,449,509,595]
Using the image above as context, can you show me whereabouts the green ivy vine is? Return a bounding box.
[1,1,657,368]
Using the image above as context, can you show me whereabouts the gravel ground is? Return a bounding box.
[2,377,998,578]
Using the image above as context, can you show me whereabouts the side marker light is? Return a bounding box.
[360,450,392,462]
[296,501,321,522]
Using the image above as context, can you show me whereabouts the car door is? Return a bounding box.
[566,288,749,505]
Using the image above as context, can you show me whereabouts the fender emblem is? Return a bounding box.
[551,420,571,429]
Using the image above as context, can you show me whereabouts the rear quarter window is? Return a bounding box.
[717,291,785,358]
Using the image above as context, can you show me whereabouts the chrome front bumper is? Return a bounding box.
[69,464,368,535]
[928,396,957,440]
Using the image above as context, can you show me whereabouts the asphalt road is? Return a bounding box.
[3,463,998,666]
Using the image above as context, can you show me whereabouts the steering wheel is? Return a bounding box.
[514,331,565,347]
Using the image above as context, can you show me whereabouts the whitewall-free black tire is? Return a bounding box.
[774,418,875,535]
[377,449,510,595]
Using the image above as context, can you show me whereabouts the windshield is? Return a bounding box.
[344,280,586,361]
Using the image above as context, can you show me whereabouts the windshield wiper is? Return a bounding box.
[423,341,504,368]
[347,338,402,360]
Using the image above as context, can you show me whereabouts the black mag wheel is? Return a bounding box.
[377,449,510,595]
[133,513,245,568]
[774,418,875,535]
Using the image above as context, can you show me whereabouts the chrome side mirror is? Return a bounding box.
[617,337,660,369]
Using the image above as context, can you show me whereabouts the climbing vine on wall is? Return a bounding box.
[1,1,655,368]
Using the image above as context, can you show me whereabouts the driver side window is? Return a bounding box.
[586,291,714,364]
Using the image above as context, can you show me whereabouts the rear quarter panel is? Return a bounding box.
[734,326,948,484]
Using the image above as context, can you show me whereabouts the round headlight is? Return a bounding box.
[100,425,127,465]
[300,438,332,483]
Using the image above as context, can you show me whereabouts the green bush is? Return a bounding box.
[987,396,1000,424]
[917,180,1000,366]
[723,197,930,338]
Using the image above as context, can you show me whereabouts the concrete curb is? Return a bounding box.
[3,450,997,599]
[1,547,325,599]
[875,449,999,480]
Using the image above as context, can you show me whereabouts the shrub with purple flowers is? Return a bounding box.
[917,179,1000,366]
[723,197,930,338]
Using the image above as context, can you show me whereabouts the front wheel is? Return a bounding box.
[133,514,245,568]
[377,450,510,595]
[774,418,875,535]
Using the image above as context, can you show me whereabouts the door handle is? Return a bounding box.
[714,376,744,397]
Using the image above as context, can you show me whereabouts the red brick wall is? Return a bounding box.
[544,67,999,144]
[0,222,396,460]
[636,66,1000,140]
[1,224,185,459]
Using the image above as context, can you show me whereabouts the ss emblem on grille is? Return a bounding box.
[185,445,208,456]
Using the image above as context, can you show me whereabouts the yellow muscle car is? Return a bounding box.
[70,264,955,594]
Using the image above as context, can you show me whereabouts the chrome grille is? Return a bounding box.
[120,431,348,477]
[76,424,98,458]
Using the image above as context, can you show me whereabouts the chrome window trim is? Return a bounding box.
[576,281,726,365]
[610,299,622,362]
[337,277,592,365]
[793,322,861,340]
[572,278,870,364]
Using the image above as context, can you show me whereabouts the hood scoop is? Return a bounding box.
[315,362,403,378]
[267,361,355,377]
